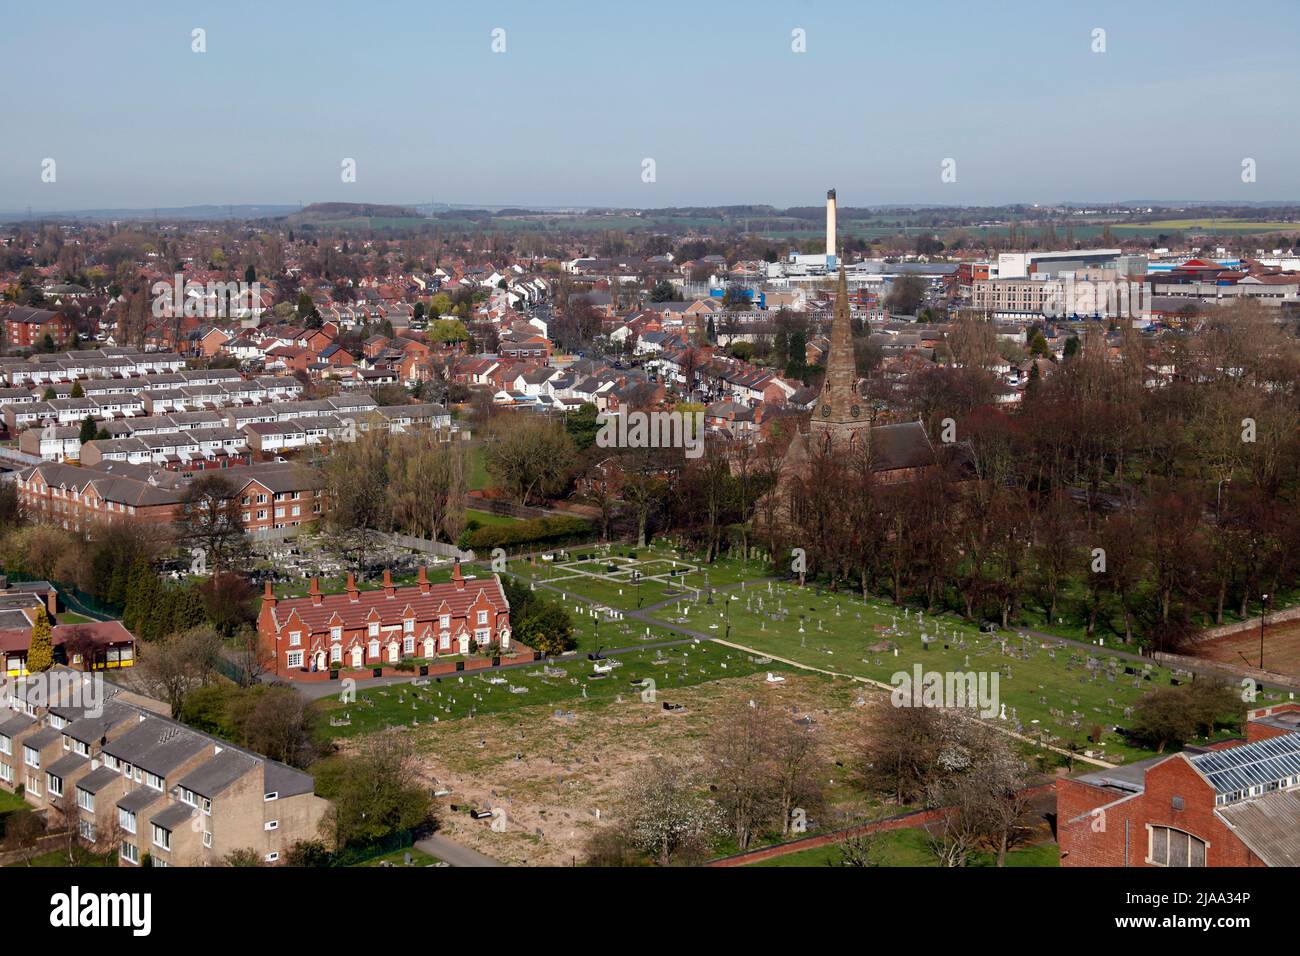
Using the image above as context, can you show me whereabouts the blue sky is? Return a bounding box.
[2,0,1298,211]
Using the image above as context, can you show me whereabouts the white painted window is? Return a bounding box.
[152,824,170,850]
[119,808,136,834]
[120,842,139,864]
[287,651,303,669]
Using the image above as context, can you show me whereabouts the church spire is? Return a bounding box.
[810,257,868,441]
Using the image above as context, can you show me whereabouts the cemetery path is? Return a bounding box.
[707,635,1119,769]
[415,834,503,867]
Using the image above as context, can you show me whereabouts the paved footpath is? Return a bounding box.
[415,834,503,867]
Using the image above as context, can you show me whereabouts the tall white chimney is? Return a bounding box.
[825,188,837,270]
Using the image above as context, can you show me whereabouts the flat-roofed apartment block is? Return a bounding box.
[0,669,329,866]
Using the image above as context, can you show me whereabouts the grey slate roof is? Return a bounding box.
[46,752,88,777]
[101,719,209,776]
[23,726,61,751]
[116,786,163,813]
[150,801,195,831]
[177,749,257,799]
[76,764,121,795]
[264,761,316,799]
[0,712,35,738]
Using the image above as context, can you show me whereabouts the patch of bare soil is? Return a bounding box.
[373,672,873,866]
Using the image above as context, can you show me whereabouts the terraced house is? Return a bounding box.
[16,459,325,533]
[0,669,329,866]
[258,562,511,676]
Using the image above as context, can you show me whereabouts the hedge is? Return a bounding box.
[459,515,594,552]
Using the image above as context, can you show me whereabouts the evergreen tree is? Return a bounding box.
[79,416,97,444]
[70,380,85,398]
[27,606,54,672]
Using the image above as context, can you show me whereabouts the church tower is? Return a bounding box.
[809,259,869,447]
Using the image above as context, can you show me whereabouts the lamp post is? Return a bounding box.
[1217,477,1231,517]
[1260,593,1269,669]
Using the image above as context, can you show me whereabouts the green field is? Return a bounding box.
[466,445,491,491]
[314,644,792,737]
[1114,218,1298,233]
[639,580,1189,763]
[748,828,1059,867]
[466,509,522,528]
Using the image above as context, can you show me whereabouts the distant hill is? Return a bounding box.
[0,204,299,222]
[293,202,419,220]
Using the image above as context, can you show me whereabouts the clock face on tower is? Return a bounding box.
[820,404,831,416]
[851,404,861,417]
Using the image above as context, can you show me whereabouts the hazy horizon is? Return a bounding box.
[3,0,1298,211]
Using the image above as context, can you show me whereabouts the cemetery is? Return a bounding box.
[316,642,795,736]
[505,542,770,614]
[637,580,1284,764]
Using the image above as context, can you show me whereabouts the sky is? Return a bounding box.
[2,0,1298,212]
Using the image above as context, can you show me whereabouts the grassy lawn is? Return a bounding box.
[0,789,28,814]
[749,828,1059,867]
[6,846,116,867]
[57,612,93,625]
[640,581,1192,763]
[467,445,491,491]
[354,846,441,867]
[466,509,523,528]
[315,644,795,737]
[0,788,30,839]
[506,542,771,615]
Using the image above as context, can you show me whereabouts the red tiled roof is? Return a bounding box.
[267,577,509,635]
